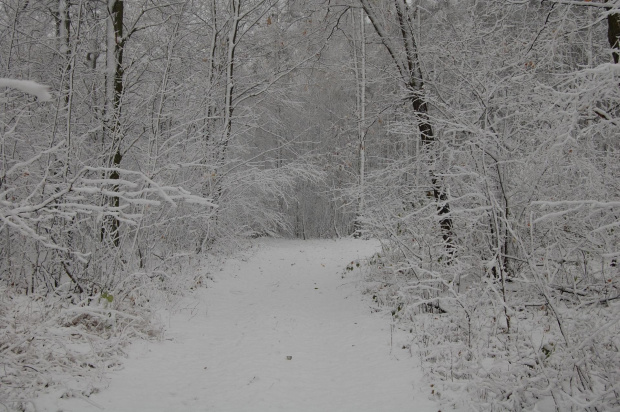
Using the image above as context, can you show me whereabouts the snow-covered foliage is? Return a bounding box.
[0,286,159,411]
[0,243,225,411]
[0,1,321,408]
[357,2,620,410]
[0,78,52,102]
[364,241,619,410]
[1,0,619,410]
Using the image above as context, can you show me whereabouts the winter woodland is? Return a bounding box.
[1,0,619,410]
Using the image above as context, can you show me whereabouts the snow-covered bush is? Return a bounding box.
[358,2,620,410]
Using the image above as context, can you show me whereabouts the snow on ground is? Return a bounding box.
[35,238,441,412]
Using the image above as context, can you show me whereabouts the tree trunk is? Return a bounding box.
[102,0,124,247]
[220,0,240,166]
[360,0,454,254]
[353,8,366,237]
[608,11,620,63]
[58,0,71,107]
[201,0,241,248]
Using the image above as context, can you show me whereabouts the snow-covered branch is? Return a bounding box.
[0,78,52,102]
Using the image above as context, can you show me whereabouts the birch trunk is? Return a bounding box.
[353,8,366,236]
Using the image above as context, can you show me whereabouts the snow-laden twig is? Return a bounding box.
[0,78,52,101]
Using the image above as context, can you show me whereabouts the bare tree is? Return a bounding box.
[359,0,454,252]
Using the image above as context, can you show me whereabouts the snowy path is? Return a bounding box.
[37,239,439,412]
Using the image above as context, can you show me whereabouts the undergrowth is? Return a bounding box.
[0,251,218,412]
[361,243,620,412]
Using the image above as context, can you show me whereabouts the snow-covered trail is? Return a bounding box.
[38,239,439,412]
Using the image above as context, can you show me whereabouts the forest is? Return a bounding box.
[1,0,619,410]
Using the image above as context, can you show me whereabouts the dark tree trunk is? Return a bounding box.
[360,0,455,255]
[608,12,620,63]
[102,0,124,247]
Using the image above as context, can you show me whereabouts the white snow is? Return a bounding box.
[35,239,441,412]
[0,78,52,102]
